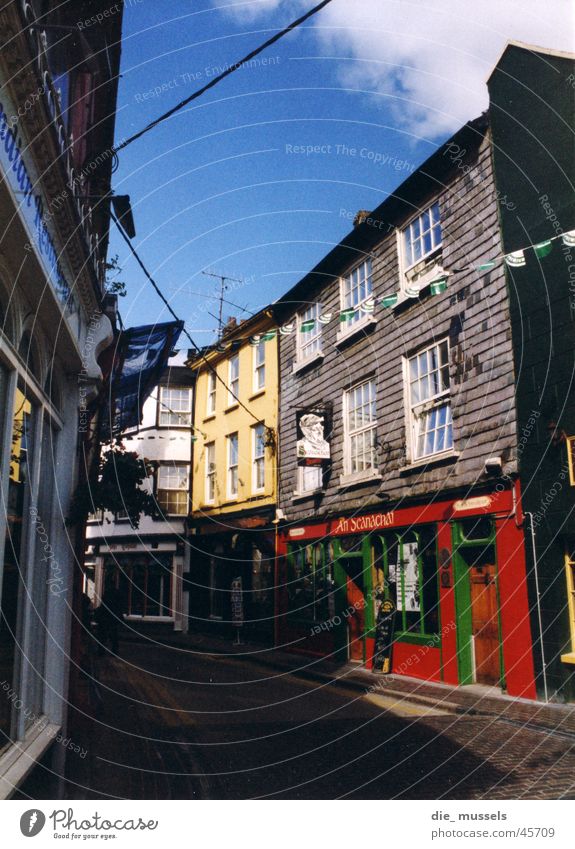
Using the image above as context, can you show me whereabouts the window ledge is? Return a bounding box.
[0,719,61,800]
[248,389,266,401]
[338,469,382,489]
[203,414,216,422]
[560,653,575,665]
[400,450,460,475]
[224,404,239,414]
[292,351,325,374]
[335,315,377,347]
[292,488,324,502]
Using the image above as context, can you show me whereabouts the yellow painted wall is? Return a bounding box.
[191,331,278,515]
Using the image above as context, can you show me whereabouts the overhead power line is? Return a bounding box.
[114,0,335,154]
[110,212,264,425]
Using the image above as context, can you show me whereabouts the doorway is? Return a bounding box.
[334,536,369,662]
[469,561,501,685]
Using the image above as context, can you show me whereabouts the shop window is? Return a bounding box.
[406,339,452,461]
[0,385,35,743]
[562,546,575,663]
[287,541,334,622]
[112,557,172,618]
[373,527,439,639]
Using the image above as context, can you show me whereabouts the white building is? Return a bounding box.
[86,356,194,633]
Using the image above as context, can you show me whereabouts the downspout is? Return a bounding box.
[522,511,549,703]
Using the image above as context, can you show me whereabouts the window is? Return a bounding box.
[403,201,442,268]
[344,379,377,475]
[562,546,575,663]
[373,528,439,639]
[253,339,266,391]
[227,433,239,498]
[341,259,372,327]
[297,303,323,362]
[252,424,266,492]
[407,339,453,461]
[156,464,190,515]
[159,387,192,426]
[205,443,216,504]
[206,371,216,416]
[298,464,323,494]
[287,542,334,622]
[228,354,239,406]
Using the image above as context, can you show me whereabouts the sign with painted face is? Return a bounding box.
[296,410,330,461]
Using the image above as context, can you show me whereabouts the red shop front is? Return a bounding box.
[276,484,537,699]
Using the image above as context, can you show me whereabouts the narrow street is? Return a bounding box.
[63,635,575,801]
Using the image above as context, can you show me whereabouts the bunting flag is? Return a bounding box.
[563,230,575,247]
[405,284,420,298]
[533,240,553,259]
[279,322,295,335]
[340,308,357,321]
[380,294,398,308]
[318,312,333,324]
[475,260,498,272]
[300,319,316,332]
[430,278,448,295]
[215,342,229,353]
[249,335,261,346]
[262,330,277,341]
[360,298,375,314]
[505,250,526,268]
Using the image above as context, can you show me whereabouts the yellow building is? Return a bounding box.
[186,309,278,639]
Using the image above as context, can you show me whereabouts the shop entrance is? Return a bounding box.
[453,517,503,688]
[334,536,371,663]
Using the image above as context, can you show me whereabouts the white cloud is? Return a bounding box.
[213,0,574,138]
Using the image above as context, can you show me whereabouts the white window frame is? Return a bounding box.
[252,423,266,493]
[156,463,190,516]
[159,386,192,427]
[228,354,239,407]
[340,259,373,327]
[343,379,378,478]
[297,464,323,495]
[399,200,443,292]
[296,303,323,364]
[253,339,266,392]
[205,442,216,504]
[406,338,453,462]
[206,371,216,416]
[227,432,239,499]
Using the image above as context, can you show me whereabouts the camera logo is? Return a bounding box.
[20,810,46,837]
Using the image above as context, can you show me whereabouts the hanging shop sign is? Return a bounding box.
[372,598,396,673]
[296,410,331,461]
[0,98,77,314]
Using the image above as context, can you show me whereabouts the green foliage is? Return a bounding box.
[104,254,127,298]
[68,443,157,529]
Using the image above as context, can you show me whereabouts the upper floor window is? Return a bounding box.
[253,340,266,392]
[159,387,192,427]
[206,371,217,416]
[407,339,452,461]
[252,423,266,492]
[228,355,239,406]
[401,201,443,290]
[205,443,216,504]
[340,259,373,327]
[297,303,323,363]
[344,379,377,475]
[156,463,190,516]
[227,432,239,498]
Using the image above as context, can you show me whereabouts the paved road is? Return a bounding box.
[64,638,575,800]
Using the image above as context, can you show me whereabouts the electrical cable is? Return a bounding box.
[113,0,335,154]
[110,211,265,425]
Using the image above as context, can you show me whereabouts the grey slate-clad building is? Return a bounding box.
[273,70,540,698]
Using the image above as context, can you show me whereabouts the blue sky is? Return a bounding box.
[109,0,572,342]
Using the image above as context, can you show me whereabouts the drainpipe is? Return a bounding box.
[523,511,549,703]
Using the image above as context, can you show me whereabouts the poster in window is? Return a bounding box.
[398,542,420,612]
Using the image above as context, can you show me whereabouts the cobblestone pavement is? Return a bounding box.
[60,634,575,800]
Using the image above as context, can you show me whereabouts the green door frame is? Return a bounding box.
[451,519,505,687]
[332,536,373,663]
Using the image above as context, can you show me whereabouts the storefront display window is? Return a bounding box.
[287,541,334,622]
